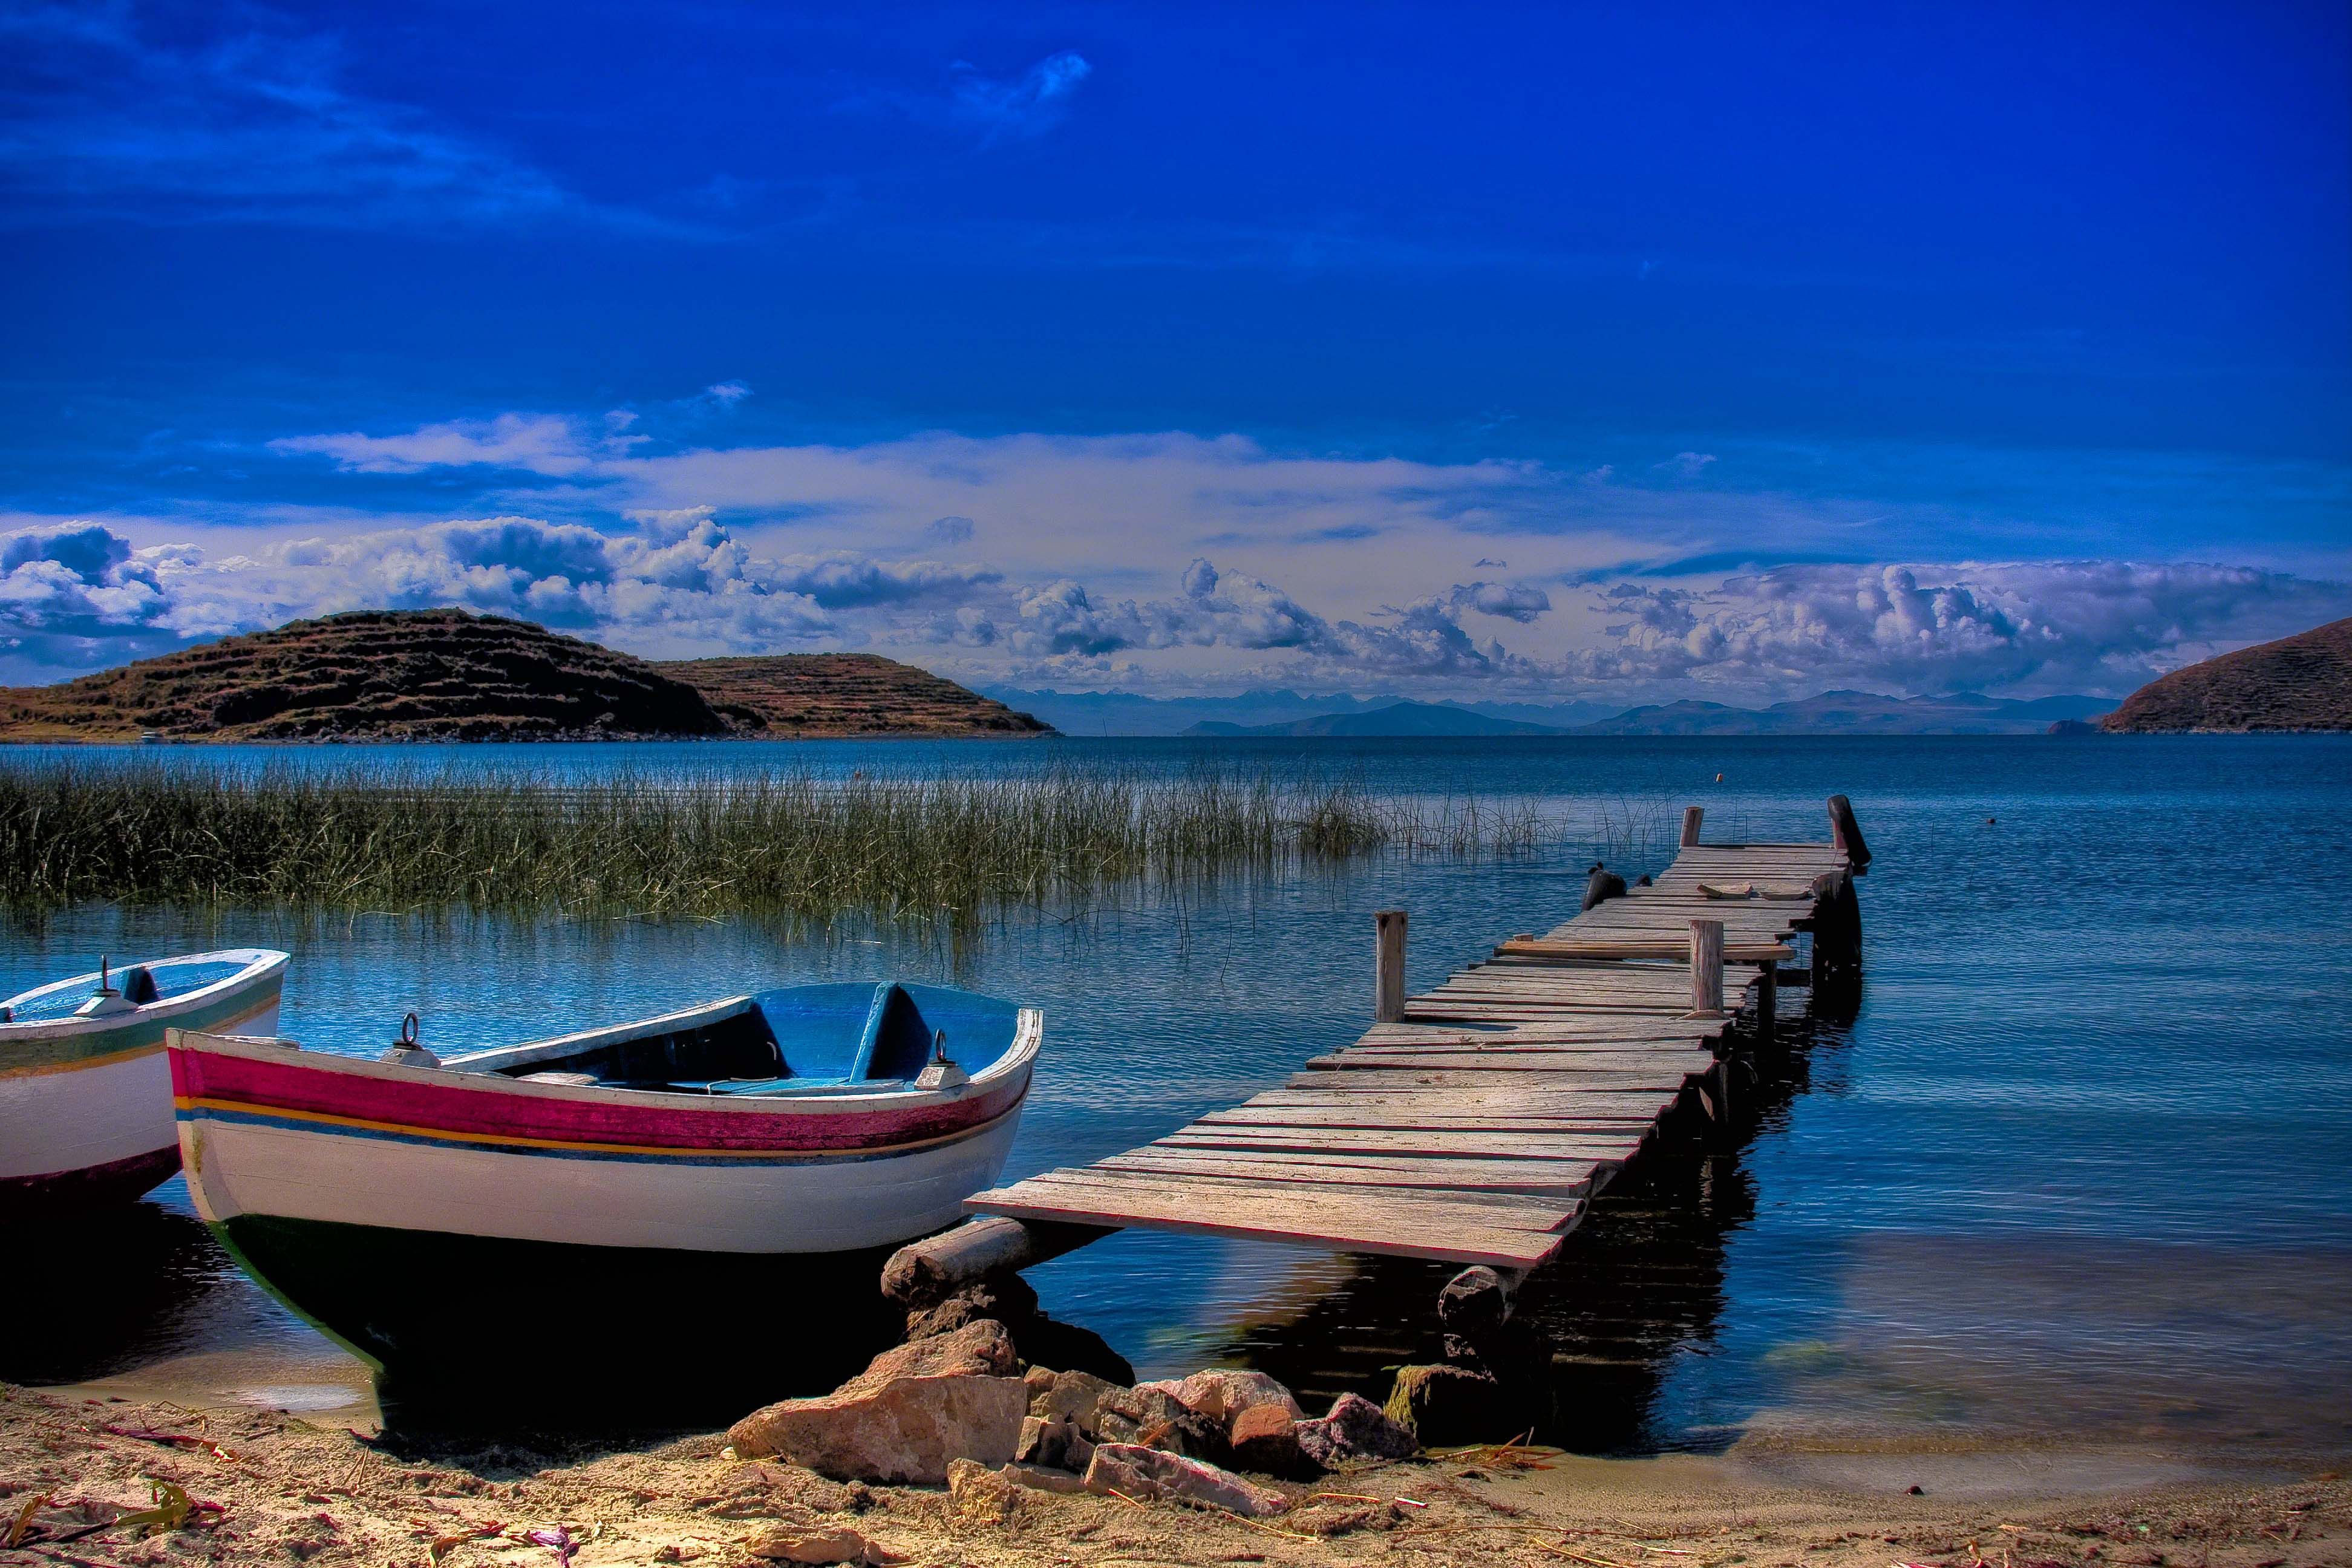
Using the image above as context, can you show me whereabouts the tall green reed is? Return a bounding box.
[0,759,1576,924]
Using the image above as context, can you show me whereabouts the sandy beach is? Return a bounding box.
[4,1381,2343,1568]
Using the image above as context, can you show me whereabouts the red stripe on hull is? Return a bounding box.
[0,1145,181,1216]
[168,1048,1021,1152]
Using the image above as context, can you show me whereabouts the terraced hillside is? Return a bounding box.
[0,611,1049,742]
[2101,617,2352,733]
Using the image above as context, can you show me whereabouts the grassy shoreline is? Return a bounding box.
[0,760,1611,922]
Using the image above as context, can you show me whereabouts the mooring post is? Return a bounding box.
[1809,866,1863,974]
[1688,917,1725,1018]
[1375,909,1408,1024]
[1438,1264,1525,1356]
[1827,794,1871,874]
[1681,805,1705,848]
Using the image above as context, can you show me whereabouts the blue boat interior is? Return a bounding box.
[1,956,257,1023]
[490,981,1020,1095]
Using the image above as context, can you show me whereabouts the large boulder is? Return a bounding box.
[1013,1414,1094,1473]
[945,1457,1021,1524]
[729,1321,1028,1485]
[1100,1383,1231,1465]
[904,1277,1038,1342]
[1082,1443,1293,1517]
[743,1524,898,1564]
[1227,1402,1321,1481]
[1294,1393,1418,1467]
[1143,1369,1304,1431]
[1382,1363,1529,1446]
[1028,1368,1120,1432]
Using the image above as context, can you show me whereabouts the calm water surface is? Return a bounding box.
[6,736,2347,1457]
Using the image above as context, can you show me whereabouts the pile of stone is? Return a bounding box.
[727,1309,1420,1519]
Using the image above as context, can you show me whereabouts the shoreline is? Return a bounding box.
[3,1381,2342,1567]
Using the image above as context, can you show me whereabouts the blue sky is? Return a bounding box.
[1,0,2347,701]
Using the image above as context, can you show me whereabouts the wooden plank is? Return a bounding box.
[1287,1066,1705,1090]
[1198,1108,1664,1134]
[1247,1088,1685,1115]
[1229,1089,1679,1118]
[1096,1148,1599,1196]
[1356,1021,1726,1042]
[967,1174,1572,1268]
[1495,938,1795,962]
[1307,1067,1712,1091]
[967,1189,1565,1269]
[1310,1050,1717,1073]
[1006,1167,1578,1229]
[1160,1125,1644,1160]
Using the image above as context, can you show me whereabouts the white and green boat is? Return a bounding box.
[1,950,287,1215]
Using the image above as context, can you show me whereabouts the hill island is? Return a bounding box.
[2100,615,2352,732]
[0,609,1051,742]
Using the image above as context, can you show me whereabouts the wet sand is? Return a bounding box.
[5,1380,2343,1568]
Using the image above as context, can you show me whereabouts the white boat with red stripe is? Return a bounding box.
[166,981,1041,1373]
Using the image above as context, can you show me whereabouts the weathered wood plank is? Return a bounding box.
[1005,1167,1578,1229]
[968,1173,1575,1267]
[1310,1051,1715,1073]
[1287,1066,1706,1090]
[1159,1125,1645,1160]
[966,1188,1566,1269]
[1097,1149,1599,1195]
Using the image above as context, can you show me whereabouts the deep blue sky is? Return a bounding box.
[1,1,2346,700]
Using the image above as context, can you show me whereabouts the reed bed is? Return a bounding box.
[0,759,1585,924]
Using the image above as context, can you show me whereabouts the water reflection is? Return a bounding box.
[0,1198,252,1385]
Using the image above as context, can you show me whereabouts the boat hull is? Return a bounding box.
[172,1013,1037,1253]
[1,986,281,1216]
[210,1213,905,1403]
[179,1080,1026,1253]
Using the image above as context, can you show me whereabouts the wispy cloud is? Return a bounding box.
[0,4,668,232]
[840,50,1094,145]
[947,51,1093,142]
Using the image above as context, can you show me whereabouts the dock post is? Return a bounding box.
[1755,959,1777,1046]
[1681,805,1704,848]
[1688,918,1725,1017]
[880,1217,1110,1309]
[1375,909,1408,1024]
[1810,866,1863,975]
[1827,794,1871,874]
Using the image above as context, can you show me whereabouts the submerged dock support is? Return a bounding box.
[880,1216,1111,1308]
[1688,917,1725,1017]
[1375,908,1408,1024]
[1438,1263,1527,1360]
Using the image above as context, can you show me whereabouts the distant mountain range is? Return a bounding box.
[1184,701,1567,737]
[982,685,1624,736]
[1113,691,2114,737]
[1573,690,2114,736]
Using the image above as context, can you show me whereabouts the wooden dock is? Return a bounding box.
[889,797,1868,1307]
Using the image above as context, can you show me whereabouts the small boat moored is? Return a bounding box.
[2,949,289,1215]
[168,981,1042,1378]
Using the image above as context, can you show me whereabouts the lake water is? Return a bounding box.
[6,735,2348,1460]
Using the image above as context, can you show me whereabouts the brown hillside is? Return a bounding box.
[659,653,1051,737]
[2101,616,2352,733]
[0,610,734,742]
